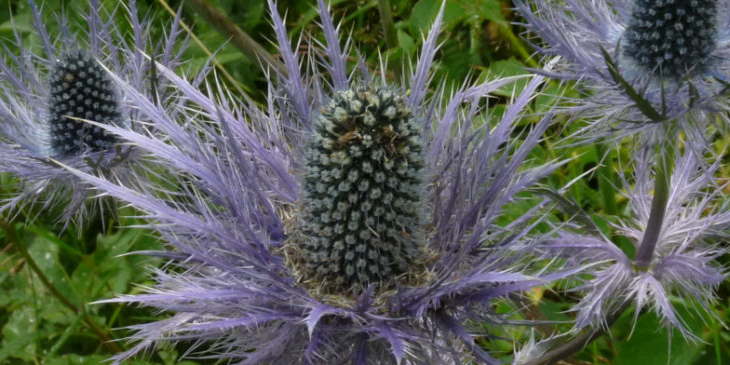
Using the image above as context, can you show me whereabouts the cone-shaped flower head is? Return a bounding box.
[48,51,120,155]
[296,85,427,292]
[516,0,730,145]
[67,2,570,363]
[0,0,186,225]
[623,0,719,78]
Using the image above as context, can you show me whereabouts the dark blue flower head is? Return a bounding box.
[48,50,121,155]
[516,0,730,146]
[623,0,719,78]
[295,84,428,292]
[0,0,186,225]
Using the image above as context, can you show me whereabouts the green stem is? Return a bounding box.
[634,142,674,269]
[522,301,631,365]
[186,0,288,76]
[596,144,617,215]
[497,22,538,69]
[0,220,122,353]
[377,0,398,50]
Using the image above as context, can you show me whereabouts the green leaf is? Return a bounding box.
[28,235,79,305]
[612,307,706,365]
[397,29,415,54]
[483,58,530,97]
[0,306,37,362]
[409,0,440,36]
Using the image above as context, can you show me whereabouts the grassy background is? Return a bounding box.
[0,0,728,364]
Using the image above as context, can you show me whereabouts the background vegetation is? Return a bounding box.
[0,0,728,364]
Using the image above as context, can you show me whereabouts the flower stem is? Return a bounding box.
[596,144,617,215]
[521,301,631,365]
[634,142,674,269]
[0,220,122,353]
[377,0,398,50]
[185,0,288,76]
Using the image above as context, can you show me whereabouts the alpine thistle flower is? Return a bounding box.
[70,1,568,363]
[515,0,730,144]
[541,149,729,338]
[48,50,121,155]
[0,0,185,225]
[296,84,427,292]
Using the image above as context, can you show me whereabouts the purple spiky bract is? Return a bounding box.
[0,0,187,226]
[64,1,571,364]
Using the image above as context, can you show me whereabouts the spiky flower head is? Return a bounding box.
[539,149,729,339]
[516,0,730,145]
[623,0,719,78]
[0,0,186,225]
[48,50,121,155]
[295,84,427,292]
[69,1,568,363]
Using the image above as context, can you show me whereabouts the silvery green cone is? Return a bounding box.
[623,0,718,77]
[48,51,120,155]
[299,85,425,291]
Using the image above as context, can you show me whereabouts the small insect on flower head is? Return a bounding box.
[516,0,730,146]
[0,0,186,226]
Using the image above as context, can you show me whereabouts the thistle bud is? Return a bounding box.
[48,51,120,155]
[623,0,718,78]
[297,84,426,292]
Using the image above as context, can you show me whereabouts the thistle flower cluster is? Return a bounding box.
[0,0,186,225]
[512,0,730,360]
[296,84,427,292]
[48,50,121,155]
[57,1,577,363]
[516,0,730,144]
[623,0,719,78]
[2,0,725,363]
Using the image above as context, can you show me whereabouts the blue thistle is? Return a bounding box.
[48,51,120,155]
[66,1,570,363]
[538,149,729,339]
[515,0,730,145]
[623,0,718,78]
[297,84,426,291]
[0,0,186,225]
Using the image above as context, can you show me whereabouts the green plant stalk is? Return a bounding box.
[185,0,288,76]
[155,0,251,94]
[0,220,122,353]
[634,141,674,269]
[377,0,398,50]
[497,22,538,69]
[596,144,617,215]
